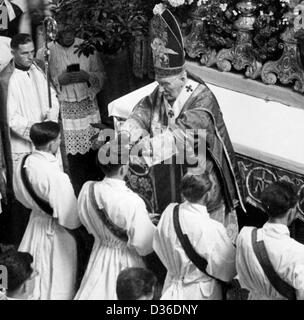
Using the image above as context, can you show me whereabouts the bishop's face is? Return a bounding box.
[156,74,185,103]
[12,41,35,68]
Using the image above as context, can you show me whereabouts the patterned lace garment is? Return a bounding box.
[64,125,99,155]
[61,97,98,120]
[61,97,100,155]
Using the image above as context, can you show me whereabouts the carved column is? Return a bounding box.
[261,3,304,93]
[216,1,262,79]
[184,5,217,67]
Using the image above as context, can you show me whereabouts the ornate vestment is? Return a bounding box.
[122,71,245,231]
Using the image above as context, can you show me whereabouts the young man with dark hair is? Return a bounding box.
[153,172,236,300]
[236,180,304,300]
[1,32,59,170]
[75,139,155,300]
[116,267,157,300]
[180,173,212,203]
[0,249,36,300]
[0,32,60,244]
[13,121,81,300]
[29,121,60,148]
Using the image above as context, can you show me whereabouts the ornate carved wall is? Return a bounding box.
[237,154,304,222]
[181,0,304,95]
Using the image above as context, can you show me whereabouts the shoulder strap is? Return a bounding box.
[20,154,53,216]
[89,182,129,242]
[251,228,296,300]
[173,204,223,282]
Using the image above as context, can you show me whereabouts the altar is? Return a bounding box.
[108,62,304,224]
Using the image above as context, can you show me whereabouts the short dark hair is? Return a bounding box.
[30,121,60,147]
[116,267,157,300]
[11,33,33,50]
[0,249,33,293]
[98,160,123,177]
[181,173,212,203]
[261,180,298,218]
[98,138,129,176]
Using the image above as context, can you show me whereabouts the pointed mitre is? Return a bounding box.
[150,4,185,78]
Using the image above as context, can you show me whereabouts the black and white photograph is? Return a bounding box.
[0,0,304,308]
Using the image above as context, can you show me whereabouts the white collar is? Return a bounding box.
[181,200,209,218]
[32,150,58,163]
[14,63,37,75]
[262,221,290,238]
[103,177,127,187]
[165,79,199,120]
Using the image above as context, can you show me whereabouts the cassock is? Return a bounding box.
[74,177,155,300]
[153,201,236,300]
[0,59,59,200]
[13,150,81,300]
[236,223,304,300]
[122,73,245,243]
[7,61,59,162]
[37,38,105,155]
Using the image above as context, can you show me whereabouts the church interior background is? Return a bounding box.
[1,0,304,249]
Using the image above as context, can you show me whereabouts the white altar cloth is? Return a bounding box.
[108,81,304,175]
